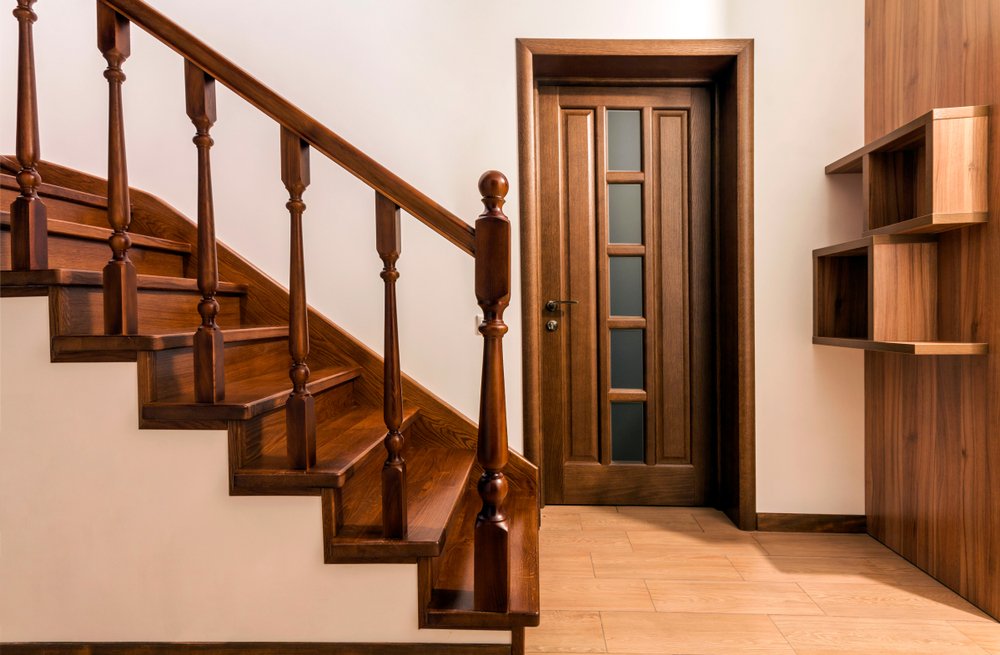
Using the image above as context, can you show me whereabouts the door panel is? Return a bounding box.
[539,85,714,506]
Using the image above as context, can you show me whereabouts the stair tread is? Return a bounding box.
[235,404,420,489]
[426,491,540,628]
[325,446,475,562]
[143,364,361,421]
[0,268,247,294]
[1,211,191,254]
[52,326,288,354]
[1,172,108,209]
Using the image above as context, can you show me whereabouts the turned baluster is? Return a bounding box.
[97,3,137,335]
[281,126,316,470]
[473,170,511,613]
[10,0,47,270]
[376,193,406,538]
[185,60,224,402]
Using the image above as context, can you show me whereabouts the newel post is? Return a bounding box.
[11,0,47,270]
[473,170,511,612]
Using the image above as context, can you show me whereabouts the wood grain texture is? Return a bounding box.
[0,644,511,655]
[864,0,1000,621]
[756,512,867,533]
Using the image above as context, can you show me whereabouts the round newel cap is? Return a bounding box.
[478,170,509,199]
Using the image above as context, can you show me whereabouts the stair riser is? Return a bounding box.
[147,337,294,400]
[1,229,187,277]
[51,285,243,335]
[237,383,357,465]
[1,186,108,228]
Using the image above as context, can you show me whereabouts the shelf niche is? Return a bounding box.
[812,235,987,356]
[826,106,988,236]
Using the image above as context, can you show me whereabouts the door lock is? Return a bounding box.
[545,320,559,332]
[545,299,579,312]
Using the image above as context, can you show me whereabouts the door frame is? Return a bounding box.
[516,38,757,530]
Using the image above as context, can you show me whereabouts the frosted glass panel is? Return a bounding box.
[610,329,644,389]
[609,184,642,244]
[607,110,641,171]
[611,402,644,463]
[609,256,643,316]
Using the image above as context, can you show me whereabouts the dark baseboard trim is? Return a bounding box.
[756,512,867,533]
[0,644,510,655]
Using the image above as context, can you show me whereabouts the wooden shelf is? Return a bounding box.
[813,234,985,355]
[813,337,988,356]
[826,105,989,236]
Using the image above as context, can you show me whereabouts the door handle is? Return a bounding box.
[545,299,579,312]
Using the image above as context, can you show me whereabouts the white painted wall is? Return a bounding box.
[0,0,866,641]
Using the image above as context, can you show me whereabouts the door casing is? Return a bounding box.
[515,38,756,530]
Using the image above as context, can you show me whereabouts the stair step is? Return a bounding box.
[2,173,116,229]
[1,211,191,254]
[0,268,246,294]
[143,364,361,422]
[324,446,475,564]
[51,326,288,361]
[425,490,540,629]
[1,173,108,209]
[234,404,420,492]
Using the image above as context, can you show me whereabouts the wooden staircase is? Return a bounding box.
[2,0,538,651]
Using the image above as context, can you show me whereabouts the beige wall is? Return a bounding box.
[0,0,865,640]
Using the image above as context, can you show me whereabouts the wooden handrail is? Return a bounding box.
[99,0,476,257]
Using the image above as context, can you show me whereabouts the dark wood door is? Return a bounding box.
[538,85,714,505]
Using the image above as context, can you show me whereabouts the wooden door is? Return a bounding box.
[538,86,714,505]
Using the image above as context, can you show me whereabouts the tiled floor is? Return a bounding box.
[525,505,1000,654]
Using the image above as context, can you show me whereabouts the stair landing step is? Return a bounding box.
[143,364,361,421]
[324,446,474,564]
[425,491,540,630]
[52,326,288,358]
[1,269,247,294]
[1,212,191,254]
[234,404,420,491]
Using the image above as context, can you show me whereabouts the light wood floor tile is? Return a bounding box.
[542,513,585,530]
[601,611,795,654]
[753,533,896,558]
[540,553,597,578]
[799,582,993,621]
[645,579,824,615]
[691,510,742,532]
[592,552,743,580]
[544,504,621,516]
[772,615,990,654]
[580,511,702,533]
[524,610,607,653]
[541,530,633,556]
[728,554,943,586]
[951,620,1000,653]
[628,529,768,556]
[540,577,654,611]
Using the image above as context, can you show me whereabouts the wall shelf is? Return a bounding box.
[813,234,986,356]
[812,337,988,356]
[814,106,989,355]
[827,105,989,236]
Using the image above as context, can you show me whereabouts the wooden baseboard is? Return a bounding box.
[0,644,511,655]
[756,512,867,533]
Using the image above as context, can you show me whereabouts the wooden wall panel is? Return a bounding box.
[865,0,1000,620]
